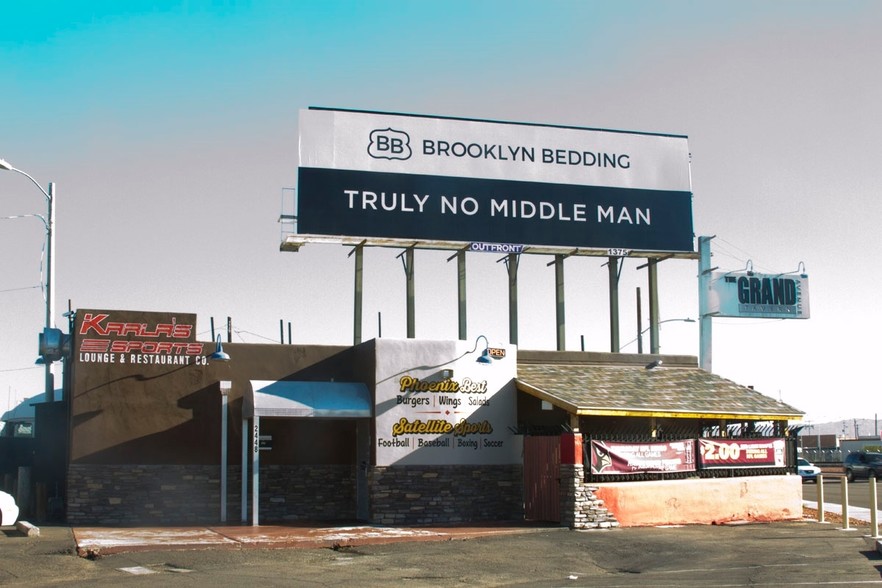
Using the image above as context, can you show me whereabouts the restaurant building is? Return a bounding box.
[56,308,803,528]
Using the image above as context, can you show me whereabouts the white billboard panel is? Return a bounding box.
[299,108,691,191]
[297,108,695,252]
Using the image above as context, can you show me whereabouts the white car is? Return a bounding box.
[0,491,19,526]
[798,458,821,483]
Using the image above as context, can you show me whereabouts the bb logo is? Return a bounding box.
[368,128,411,160]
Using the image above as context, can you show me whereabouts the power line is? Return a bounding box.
[713,237,776,273]
[0,365,41,373]
[0,285,41,294]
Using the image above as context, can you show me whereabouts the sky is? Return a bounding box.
[1,0,880,427]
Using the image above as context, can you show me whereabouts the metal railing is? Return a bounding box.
[800,448,843,464]
[582,432,798,483]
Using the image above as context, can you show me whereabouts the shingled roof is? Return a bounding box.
[516,351,802,420]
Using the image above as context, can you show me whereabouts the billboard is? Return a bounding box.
[709,272,810,319]
[297,108,694,252]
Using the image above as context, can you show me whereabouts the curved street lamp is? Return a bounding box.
[0,158,57,401]
[618,318,695,353]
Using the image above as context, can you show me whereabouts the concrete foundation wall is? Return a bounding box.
[593,475,803,527]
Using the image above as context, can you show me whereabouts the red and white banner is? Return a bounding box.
[698,438,786,469]
[590,440,696,475]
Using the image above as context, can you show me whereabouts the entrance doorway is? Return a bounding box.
[523,435,560,522]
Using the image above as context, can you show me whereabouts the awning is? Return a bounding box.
[1,390,64,424]
[245,380,372,418]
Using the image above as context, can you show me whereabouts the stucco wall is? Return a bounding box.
[593,475,803,526]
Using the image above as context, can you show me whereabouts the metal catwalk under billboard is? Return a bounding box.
[296,108,694,252]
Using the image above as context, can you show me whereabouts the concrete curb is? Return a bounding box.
[15,521,40,537]
[72,523,563,557]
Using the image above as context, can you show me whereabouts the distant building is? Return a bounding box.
[798,433,839,450]
[840,438,882,455]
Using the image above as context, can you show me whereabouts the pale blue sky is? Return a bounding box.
[2,1,881,425]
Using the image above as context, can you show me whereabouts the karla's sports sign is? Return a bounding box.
[297,108,694,252]
[74,309,210,367]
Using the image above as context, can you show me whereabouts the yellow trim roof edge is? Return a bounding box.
[575,408,802,420]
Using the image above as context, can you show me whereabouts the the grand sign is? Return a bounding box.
[709,272,810,319]
[297,108,694,252]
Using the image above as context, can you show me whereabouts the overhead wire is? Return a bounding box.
[712,236,777,274]
[0,285,41,294]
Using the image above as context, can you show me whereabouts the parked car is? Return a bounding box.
[843,451,882,482]
[797,458,821,483]
[0,491,18,526]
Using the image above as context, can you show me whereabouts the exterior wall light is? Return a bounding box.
[210,334,231,362]
[473,335,493,364]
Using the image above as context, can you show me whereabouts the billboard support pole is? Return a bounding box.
[457,250,467,340]
[398,246,416,338]
[349,242,365,344]
[607,257,620,352]
[648,260,660,354]
[503,253,519,345]
[555,254,566,351]
[698,235,715,371]
[636,287,643,354]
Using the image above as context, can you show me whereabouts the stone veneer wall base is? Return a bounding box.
[67,464,355,525]
[560,463,619,529]
[369,465,524,525]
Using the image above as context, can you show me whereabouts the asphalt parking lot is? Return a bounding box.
[2,519,882,587]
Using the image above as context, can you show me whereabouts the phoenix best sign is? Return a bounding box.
[297,108,694,252]
[373,338,520,466]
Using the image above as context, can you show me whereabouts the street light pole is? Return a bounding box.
[0,158,57,402]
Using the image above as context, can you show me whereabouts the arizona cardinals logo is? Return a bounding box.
[592,442,613,474]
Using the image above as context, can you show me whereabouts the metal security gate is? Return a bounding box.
[524,436,560,522]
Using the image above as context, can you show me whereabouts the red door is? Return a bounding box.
[524,436,561,522]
